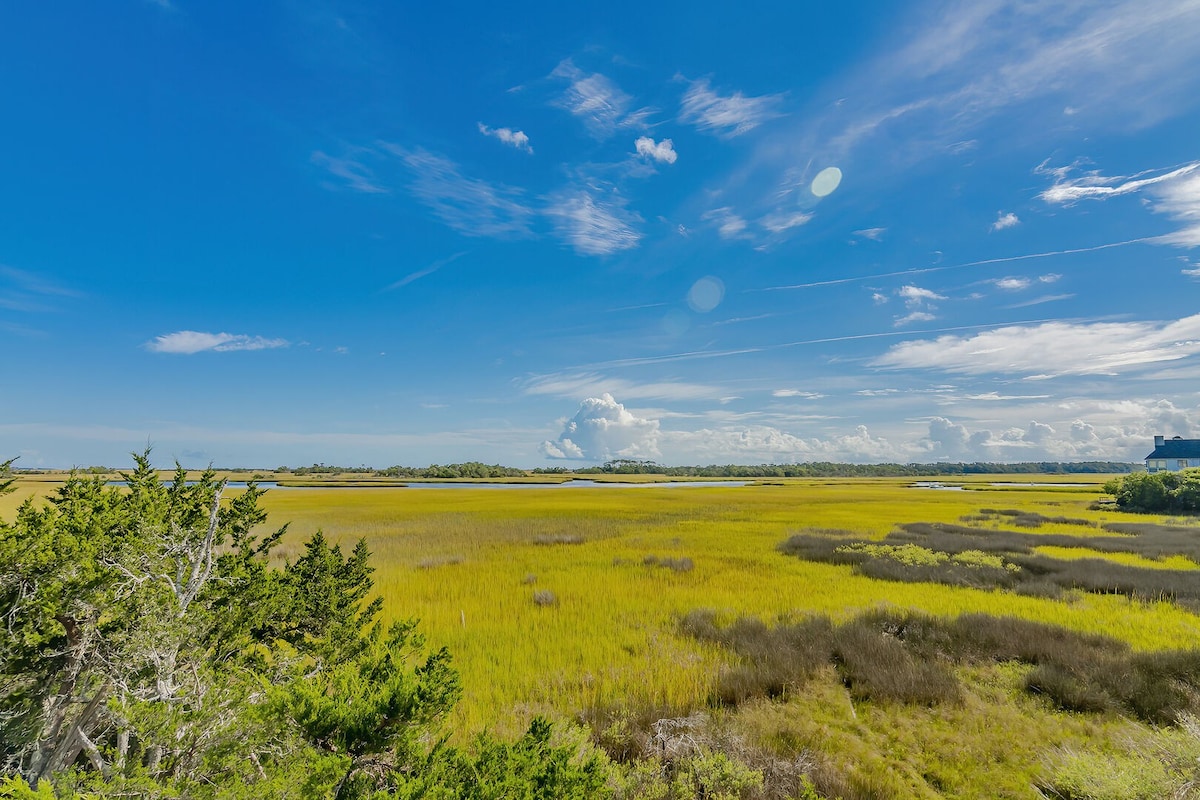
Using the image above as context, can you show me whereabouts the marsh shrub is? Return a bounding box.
[643,555,695,572]
[680,611,832,706]
[832,620,961,706]
[1025,664,1114,713]
[684,609,1200,724]
[532,589,558,607]
[533,533,585,545]
[783,518,1200,608]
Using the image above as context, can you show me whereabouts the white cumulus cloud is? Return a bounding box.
[635,136,677,164]
[663,424,901,463]
[540,393,660,460]
[146,331,289,354]
[991,211,1020,231]
[994,276,1031,291]
[898,285,946,306]
[478,123,533,154]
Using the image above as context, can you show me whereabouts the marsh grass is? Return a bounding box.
[8,473,1199,795]
[177,484,1200,738]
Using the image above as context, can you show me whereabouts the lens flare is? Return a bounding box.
[811,167,842,198]
[687,276,725,313]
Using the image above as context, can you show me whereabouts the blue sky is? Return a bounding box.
[4,1,1200,468]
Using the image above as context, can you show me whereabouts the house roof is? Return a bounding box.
[1146,438,1200,460]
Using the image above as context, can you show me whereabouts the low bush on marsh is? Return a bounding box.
[416,554,465,569]
[681,609,1200,724]
[1038,713,1200,800]
[978,508,1094,527]
[532,533,585,545]
[643,554,695,572]
[532,589,558,607]
[780,518,1200,608]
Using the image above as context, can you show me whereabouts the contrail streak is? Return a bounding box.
[751,237,1155,292]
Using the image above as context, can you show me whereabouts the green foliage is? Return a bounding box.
[0,774,56,799]
[0,452,627,799]
[271,620,460,762]
[1105,468,1200,513]
[391,718,612,799]
[1037,717,1200,800]
[375,462,528,479]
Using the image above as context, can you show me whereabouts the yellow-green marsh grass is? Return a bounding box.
[246,480,1200,736]
[1033,545,1200,571]
[6,476,1198,726]
[8,472,1200,793]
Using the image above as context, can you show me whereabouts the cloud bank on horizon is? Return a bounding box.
[2,1,1200,468]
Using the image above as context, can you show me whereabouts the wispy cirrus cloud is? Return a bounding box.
[678,76,783,137]
[874,314,1200,378]
[311,149,388,193]
[146,331,290,354]
[381,144,535,238]
[478,122,533,154]
[1153,168,1200,247]
[551,60,652,137]
[543,189,641,255]
[884,0,1200,131]
[1037,160,1199,204]
[1003,293,1075,309]
[0,265,78,313]
[725,0,1200,234]
[523,372,725,402]
[759,210,812,234]
[1038,159,1200,247]
[702,207,751,240]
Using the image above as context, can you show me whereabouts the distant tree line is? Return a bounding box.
[374,462,527,479]
[1104,469,1200,513]
[29,458,1138,479]
[533,459,1137,477]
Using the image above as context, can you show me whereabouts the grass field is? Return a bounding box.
[8,473,1200,797]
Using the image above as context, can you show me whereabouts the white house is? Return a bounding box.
[1145,435,1200,473]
